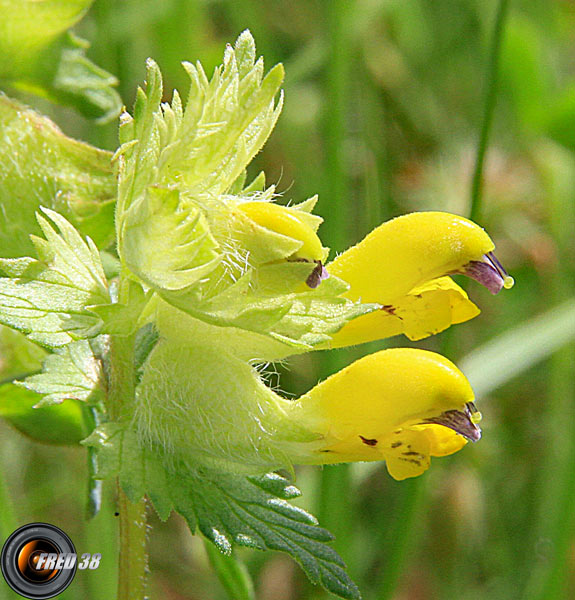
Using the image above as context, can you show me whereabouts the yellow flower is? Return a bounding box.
[326,211,514,346]
[283,348,481,481]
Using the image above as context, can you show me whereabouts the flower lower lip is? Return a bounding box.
[461,251,514,295]
[422,401,482,442]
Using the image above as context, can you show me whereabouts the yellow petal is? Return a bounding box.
[329,211,494,302]
[238,201,327,261]
[285,348,478,479]
[418,424,468,457]
[381,426,466,480]
[326,276,480,348]
[383,429,432,480]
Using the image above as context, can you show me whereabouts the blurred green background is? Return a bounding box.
[2,0,575,599]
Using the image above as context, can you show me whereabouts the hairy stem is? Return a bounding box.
[470,0,510,222]
[116,489,148,600]
[107,277,148,600]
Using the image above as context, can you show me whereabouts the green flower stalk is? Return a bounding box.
[0,30,513,599]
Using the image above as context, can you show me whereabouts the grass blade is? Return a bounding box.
[460,299,575,398]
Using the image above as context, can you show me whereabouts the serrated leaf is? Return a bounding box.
[116,30,284,221]
[51,32,122,122]
[0,209,110,347]
[17,340,103,407]
[162,272,378,354]
[84,422,361,599]
[0,2,121,120]
[0,95,116,258]
[120,187,221,293]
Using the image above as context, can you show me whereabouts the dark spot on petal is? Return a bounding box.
[359,435,378,446]
[391,441,402,448]
[398,457,422,465]
[403,451,421,457]
[381,305,403,320]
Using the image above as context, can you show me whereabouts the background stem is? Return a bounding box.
[315,0,357,586]
[469,0,510,222]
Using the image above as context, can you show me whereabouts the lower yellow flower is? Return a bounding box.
[136,343,483,480]
[282,348,481,480]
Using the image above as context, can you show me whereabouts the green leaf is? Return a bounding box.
[0,95,116,258]
[0,209,109,347]
[0,382,91,445]
[120,187,221,293]
[84,422,361,600]
[161,272,377,356]
[0,1,121,120]
[17,340,103,407]
[0,325,46,381]
[49,32,122,122]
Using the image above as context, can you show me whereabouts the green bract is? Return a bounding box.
[115,34,377,354]
[0,208,109,347]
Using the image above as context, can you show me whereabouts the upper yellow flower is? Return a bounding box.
[326,211,514,346]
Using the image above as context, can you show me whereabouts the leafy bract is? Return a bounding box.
[113,31,370,355]
[0,208,109,347]
[0,96,116,258]
[17,340,103,407]
[115,30,284,222]
[120,187,221,292]
[84,423,361,600]
[158,273,378,359]
[114,31,288,305]
[0,0,121,121]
